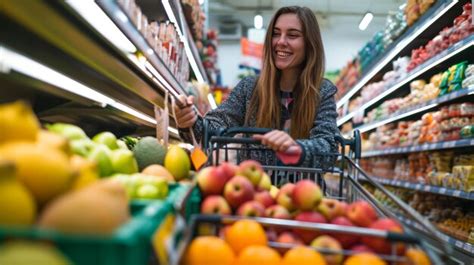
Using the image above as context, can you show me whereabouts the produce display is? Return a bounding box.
[370,186,474,244]
[191,159,432,264]
[405,0,436,26]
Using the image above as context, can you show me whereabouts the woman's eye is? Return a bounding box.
[273,32,280,37]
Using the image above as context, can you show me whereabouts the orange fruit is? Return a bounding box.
[281,246,327,265]
[404,248,431,265]
[225,219,267,254]
[234,245,281,265]
[344,253,387,265]
[183,236,235,265]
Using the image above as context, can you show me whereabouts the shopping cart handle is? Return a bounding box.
[220,127,272,137]
[386,231,420,244]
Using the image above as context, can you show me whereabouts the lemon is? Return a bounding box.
[70,155,99,190]
[0,160,36,226]
[0,101,40,144]
[0,142,74,205]
[164,145,190,181]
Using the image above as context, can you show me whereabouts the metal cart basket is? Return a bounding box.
[174,124,452,265]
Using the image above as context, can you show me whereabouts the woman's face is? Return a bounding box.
[272,13,306,72]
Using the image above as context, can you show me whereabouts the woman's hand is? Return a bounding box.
[174,95,198,129]
[253,130,300,152]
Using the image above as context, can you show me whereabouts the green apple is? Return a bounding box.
[92,132,119,150]
[87,145,113,177]
[70,139,95,156]
[136,184,159,199]
[111,149,138,174]
[46,123,87,140]
[112,174,137,198]
[116,139,129,150]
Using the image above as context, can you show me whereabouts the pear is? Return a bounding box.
[110,149,138,174]
[87,145,113,177]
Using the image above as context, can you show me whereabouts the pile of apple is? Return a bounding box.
[196,160,408,260]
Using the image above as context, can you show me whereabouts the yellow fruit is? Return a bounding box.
[0,142,74,205]
[70,155,99,190]
[0,160,36,226]
[0,240,72,265]
[0,101,40,144]
[404,248,431,265]
[183,236,235,265]
[164,146,190,181]
[38,179,130,235]
[142,164,175,182]
[225,219,268,254]
[37,130,70,155]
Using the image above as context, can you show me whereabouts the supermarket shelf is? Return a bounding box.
[397,215,474,257]
[95,0,186,98]
[337,34,474,126]
[368,177,474,200]
[356,86,474,133]
[0,1,182,137]
[336,0,460,109]
[362,138,474,157]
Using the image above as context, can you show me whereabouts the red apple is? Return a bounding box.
[318,198,345,221]
[200,195,231,215]
[361,218,405,255]
[310,235,343,265]
[276,183,296,211]
[223,175,255,209]
[218,162,238,181]
[236,160,264,186]
[293,211,327,243]
[346,200,378,227]
[276,231,304,254]
[236,201,265,217]
[265,205,291,219]
[340,201,349,213]
[196,166,228,196]
[292,180,323,211]
[330,216,360,248]
[257,172,272,191]
[254,190,275,208]
[350,244,374,254]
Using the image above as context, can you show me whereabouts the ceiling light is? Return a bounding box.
[198,0,205,5]
[254,14,263,30]
[359,12,373,31]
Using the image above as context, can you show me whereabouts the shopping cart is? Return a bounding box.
[173,123,452,265]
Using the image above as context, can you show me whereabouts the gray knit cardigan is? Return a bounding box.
[179,76,339,167]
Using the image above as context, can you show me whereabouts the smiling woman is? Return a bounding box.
[175,6,339,167]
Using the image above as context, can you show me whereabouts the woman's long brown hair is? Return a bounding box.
[245,6,325,139]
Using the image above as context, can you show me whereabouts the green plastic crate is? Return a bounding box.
[0,200,173,265]
[165,184,201,222]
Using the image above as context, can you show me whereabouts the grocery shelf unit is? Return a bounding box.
[337,0,468,123]
[366,177,474,200]
[0,0,208,138]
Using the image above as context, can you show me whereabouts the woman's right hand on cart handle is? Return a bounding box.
[174,95,198,129]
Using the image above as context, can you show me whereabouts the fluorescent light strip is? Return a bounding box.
[358,12,373,31]
[359,103,437,133]
[336,0,459,109]
[66,0,136,53]
[207,93,217,109]
[162,0,206,83]
[338,37,473,126]
[2,46,180,136]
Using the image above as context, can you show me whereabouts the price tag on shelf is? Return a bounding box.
[453,190,461,197]
[429,143,437,149]
[410,146,416,152]
[439,187,447,194]
[424,186,431,192]
[421,144,428,151]
[470,139,474,146]
[403,182,410,188]
[455,241,463,248]
[415,184,421,190]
